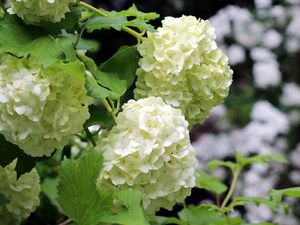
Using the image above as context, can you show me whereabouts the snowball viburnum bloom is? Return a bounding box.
[8,0,76,23]
[0,55,90,157]
[96,97,197,213]
[134,15,233,127]
[0,160,40,225]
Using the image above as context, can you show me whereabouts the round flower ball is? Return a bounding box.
[134,15,233,128]
[8,0,76,23]
[0,160,40,225]
[0,55,90,157]
[96,97,197,213]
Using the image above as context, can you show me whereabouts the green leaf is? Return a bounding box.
[206,160,238,172]
[57,150,114,225]
[84,15,127,32]
[42,177,59,203]
[0,193,9,206]
[101,189,149,225]
[85,105,115,129]
[195,170,227,194]
[178,205,242,225]
[118,4,159,21]
[269,187,300,206]
[236,153,288,166]
[155,216,187,225]
[0,14,76,67]
[78,53,127,100]
[0,134,51,178]
[124,18,156,32]
[99,45,139,89]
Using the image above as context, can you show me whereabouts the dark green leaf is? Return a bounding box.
[57,150,114,225]
[85,105,115,129]
[99,45,139,88]
[196,170,227,194]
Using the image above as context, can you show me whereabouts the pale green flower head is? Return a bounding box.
[96,97,197,213]
[8,0,77,23]
[0,160,40,225]
[0,55,90,157]
[134,15,233,128]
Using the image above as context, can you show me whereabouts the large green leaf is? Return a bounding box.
[0,14,76,67]
[57,150,114,225]
[99,45,139,88]
[84,105,115,129]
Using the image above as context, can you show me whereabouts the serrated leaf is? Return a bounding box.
[99,45,139,88]
[196,170,227,194]
[0,14,76,67]
[57,150,114,225]
[84,15,127,32]
[101,189,149,225]
[118,4,159,21]
[0,193,9,206]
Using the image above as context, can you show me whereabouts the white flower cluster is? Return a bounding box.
[0,160,40,225]
[0,55,90,156]
[97,97,197,213]
[8,0,76,23]
[134,15,233,127]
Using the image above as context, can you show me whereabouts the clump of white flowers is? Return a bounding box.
[134,15,233,127]
[96,97,197,213]
[0,160,40,225]
[0,55,90,157]
[8,0,76,23]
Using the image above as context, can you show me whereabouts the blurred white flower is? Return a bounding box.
[250,47,276,61]
[254,0,272,8]
[253,60,281,88]
[226,44,246,65]
[280,83,300,106]
[262,29,282,49]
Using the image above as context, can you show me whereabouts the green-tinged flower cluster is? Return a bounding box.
[8,0,76,23]
[134,15,233,127]
[0,55,90,157]
[0,160,40,225]
[96,97,197,213]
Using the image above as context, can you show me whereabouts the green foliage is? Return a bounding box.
[196,170,227,194]
[0,14,76,67]
[57,150,113,225]
[83,4,159,33]
[101,189,149,225]
[84,105,115,129]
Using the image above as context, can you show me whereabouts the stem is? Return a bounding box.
[84,126,97,147]
[216,193,221,208]
[102,98,117,121]
[58,219,72,225]
[79,1,143,41]
[221,168,241,209]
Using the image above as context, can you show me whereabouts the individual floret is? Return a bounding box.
[134,15,233,127]
[8,0,76,23]
[0,55,90,156]
[96,97,197,213]
[0,160,40,225]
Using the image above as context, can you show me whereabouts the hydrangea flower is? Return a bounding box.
[8,0,76,23]
[134,16,233,127]
[96,97,197,213]
[0,160,40,225]
[0,55,90,157]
